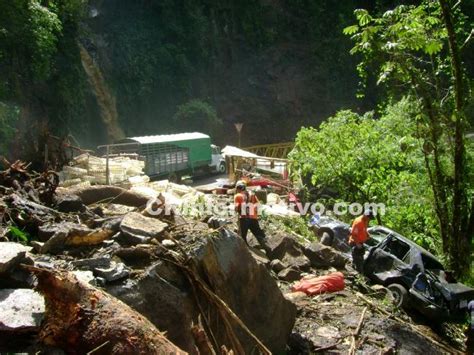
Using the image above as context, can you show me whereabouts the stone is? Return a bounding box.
[71,256,111,270]
[114,246,155,267]
[0,289,44,331]
[114,232,151,245]
[107,229,296,354]
[303,242,348,269]
[55,194,85,213]
[265,233,311,271]
[120,212,168,240]
[30,240,44,253]
[94,262,130,282]
[161,239,176,248]
[107,260,198,351]
[0,242,32,274]
[278,267,301,282]
[39,223,112,254]
[270,259,287,272]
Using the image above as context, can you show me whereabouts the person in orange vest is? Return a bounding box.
[234,180,266,249]
[348,209,374,272]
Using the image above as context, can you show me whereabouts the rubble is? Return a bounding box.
[107,230,297,354]
[119,212,167,240]
[0,160,467,354]
[0,289,44,332]
[94,261,129,282]
[303,241,348,269]
[278,267,302,282]
[265,233,311,271]
[0,242,32,273]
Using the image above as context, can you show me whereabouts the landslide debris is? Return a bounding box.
[0,160,466,354]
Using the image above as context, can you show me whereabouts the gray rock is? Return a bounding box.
[270,259,287,272]
[0,289,44,331]
[264,233,311,271]
[114,232,151,245]
[120,212,168,240]
[107,260,198,351]
[55,194,85,213]
[71,256,111,270]
[107,229,296,354]
[161,239,176,248]
[303,242,348,269]
[278,267,301,282]
[94,262,129,282]
[0,242,32,274]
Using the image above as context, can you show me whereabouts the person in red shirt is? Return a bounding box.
[234,180,266,249]
[348,210,373,272]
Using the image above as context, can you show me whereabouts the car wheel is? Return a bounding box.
[320,232,333,246]
[388,283,408,308]
[218,162,226,174]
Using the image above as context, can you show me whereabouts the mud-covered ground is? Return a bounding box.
[280,270,466,354]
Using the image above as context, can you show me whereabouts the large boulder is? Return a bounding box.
[107,229,296,354]
[303,242,348,269]
[197,230,296,353]
[265,233,311,271]
[107,260,198,351]
[119,212,168,242]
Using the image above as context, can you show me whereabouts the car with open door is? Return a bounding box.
[363,227,474,321]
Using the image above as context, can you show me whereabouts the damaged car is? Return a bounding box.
[364,226,474,321]
[309,216,382,252]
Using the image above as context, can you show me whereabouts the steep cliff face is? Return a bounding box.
[81,0,373,146]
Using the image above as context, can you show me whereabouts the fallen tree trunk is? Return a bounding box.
[61,185,150,207]
[26,266,187,354]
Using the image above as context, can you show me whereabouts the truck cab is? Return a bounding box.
[210,144,226,173]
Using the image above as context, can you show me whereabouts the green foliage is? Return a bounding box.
[290,98,442,252]
[7,226,31,244]
[263,215,315,242]
[173,99,222,136]
[0,0,62,86]
[344,1,473,275]
[344,2,452,96]
[0,102,19,155]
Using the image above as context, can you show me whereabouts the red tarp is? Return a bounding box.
[291,272,345,295]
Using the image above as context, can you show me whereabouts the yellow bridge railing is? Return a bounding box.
[243,142,294,159]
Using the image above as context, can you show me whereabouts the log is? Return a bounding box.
[26,266,187,354]
[349,306,367,355]
[62,185,150,207]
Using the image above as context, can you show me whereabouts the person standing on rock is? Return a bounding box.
[234,180,266,250]
[348,209,373,273]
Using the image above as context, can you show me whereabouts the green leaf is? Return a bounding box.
[8,226,29,243]
[343,25,359,35]
[424,40,442,55]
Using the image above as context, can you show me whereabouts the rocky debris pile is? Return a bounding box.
[0,161,296,353]
[0,161,466,354]
[253,231,349,282]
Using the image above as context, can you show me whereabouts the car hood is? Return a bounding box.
[438,282,474,301]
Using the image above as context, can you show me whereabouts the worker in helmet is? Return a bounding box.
[348,209,374,273]
[234,180,266,249]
